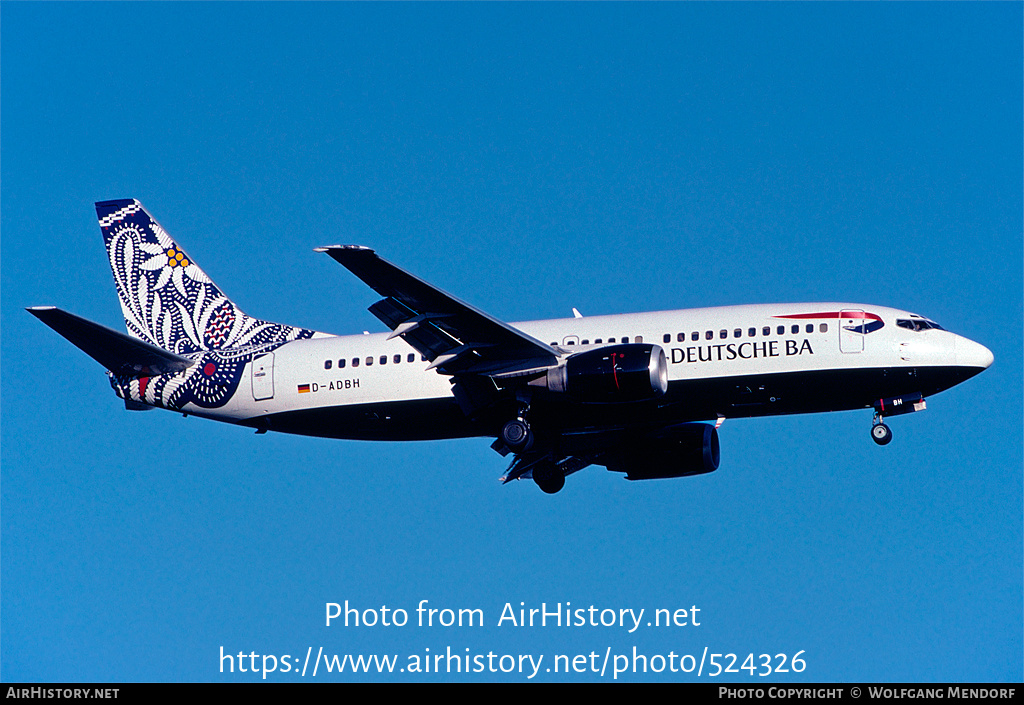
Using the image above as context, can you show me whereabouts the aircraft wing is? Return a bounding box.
[316,246,559,376]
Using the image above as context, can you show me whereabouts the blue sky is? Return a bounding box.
[2,2,1021,682]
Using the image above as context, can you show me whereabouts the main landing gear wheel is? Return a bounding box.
[532,463,565,494]
[501,418,534,453]
[871,423,893,446]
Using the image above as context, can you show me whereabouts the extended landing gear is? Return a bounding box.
[495,398,566,493]
[501,417,534,453]
[532,461,565,494]
[870,393,925,446]
[871,413,892,446]
[500,399,535,453]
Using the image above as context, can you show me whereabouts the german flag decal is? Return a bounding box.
[297,384,311,394]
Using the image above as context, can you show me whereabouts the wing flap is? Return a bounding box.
[27,307,194,378]
[367,297,462,359]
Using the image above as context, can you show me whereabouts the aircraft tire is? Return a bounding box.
[533,464,565,494]
[871,423,893,446]
[501,419,533,452]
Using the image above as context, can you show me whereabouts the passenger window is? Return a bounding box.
[748,328,756,337]
[733,329,741,338]
[806,324,814,333]
[394,354,401,364]
[691,332,699,341]
[581,340,589,345]
[663,334,671,343]
[777,326,785,335]
[407,353,415,363]
[706,331,713,340]
[595,339,603,344]
[791,325,799,334]
[608,337,616,343]
[762,327,770,336]
[635,336,643,343]
[352,358,360,368]
[366,356,373,366]
[819,323,828,333]
[339,359,346,369]
[380,355,387,365]
[720,330,727,339]
[324,360,332,370]
[421,355,428,361]
[677,333,686,342]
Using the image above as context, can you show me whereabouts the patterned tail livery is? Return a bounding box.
[96,199,319,410]
[96,199,316,355]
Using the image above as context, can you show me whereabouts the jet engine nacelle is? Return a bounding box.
[605,423,721,480]
[537,344,669,403]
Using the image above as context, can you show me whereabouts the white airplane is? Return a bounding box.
[29,199,994,493]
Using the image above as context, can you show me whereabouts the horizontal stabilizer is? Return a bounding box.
[26,307,194,378]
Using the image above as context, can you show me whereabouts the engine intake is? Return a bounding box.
[537,344,668,403]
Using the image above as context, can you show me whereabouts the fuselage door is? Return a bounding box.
[839,310,865,353]
[252,353,275,400]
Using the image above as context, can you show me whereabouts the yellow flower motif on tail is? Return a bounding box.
[165,248,190,268]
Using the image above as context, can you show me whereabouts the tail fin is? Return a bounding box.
[96,199,316,355]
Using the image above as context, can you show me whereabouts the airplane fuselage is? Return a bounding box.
[33,200,993,493]
[122,302,990,444]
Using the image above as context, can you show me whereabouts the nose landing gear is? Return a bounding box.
[871,415,893,446]
[870,393,926,446]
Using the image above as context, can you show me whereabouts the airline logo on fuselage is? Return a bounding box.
[775,310,885,335]
[667,311,882,366]
[671,339,812,364]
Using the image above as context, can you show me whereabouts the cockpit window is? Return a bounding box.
[897,318,944,332]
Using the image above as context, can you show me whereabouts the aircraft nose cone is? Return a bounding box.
[957,336,994,370]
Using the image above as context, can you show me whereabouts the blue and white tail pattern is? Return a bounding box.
[97,199,316,355]
[96,199,320,411]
